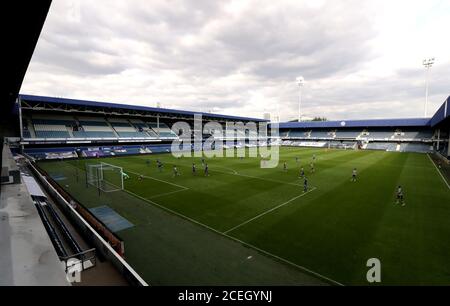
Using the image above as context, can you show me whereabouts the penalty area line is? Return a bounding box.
[123,187,342,286]
[223,187,317,234]
[148,188,190,199]
[126,170,189,190]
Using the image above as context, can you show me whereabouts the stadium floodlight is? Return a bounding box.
[296,76,305,122]
[423,58,435,117]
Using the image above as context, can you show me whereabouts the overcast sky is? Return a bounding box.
[21,0,449,121]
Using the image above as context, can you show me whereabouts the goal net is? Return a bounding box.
[86,162,124,192]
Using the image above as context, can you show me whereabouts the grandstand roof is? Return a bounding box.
[19,94,267,122]
[430,96,449,127]
[3,2,51,118]
[277,118,431,129]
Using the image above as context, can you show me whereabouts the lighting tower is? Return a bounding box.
[423,58,435,117]
[296,76,304,122]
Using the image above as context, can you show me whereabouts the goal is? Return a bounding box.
[86,162,124,192]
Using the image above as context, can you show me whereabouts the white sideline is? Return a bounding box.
[427,154,450,190]
[124,187,342,286]
[224,187,317,234]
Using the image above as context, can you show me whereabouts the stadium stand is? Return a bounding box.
[18,95,268,148]
[278,117,440,154]
[15,94,450,158]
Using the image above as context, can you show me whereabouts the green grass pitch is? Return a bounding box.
[37,147,450,285]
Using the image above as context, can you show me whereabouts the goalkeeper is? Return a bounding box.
[122,172,130,180]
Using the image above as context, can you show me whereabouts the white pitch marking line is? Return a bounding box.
[64,160,189,191]
[209,168,303,187]
[126,170,189,190]
[427,154,450,190]
[212,166,239,175]
[230,172,303,186]
[149,188,190,199]
[124,188,341,286]
[223,187,317,234]
[155,159,303,187]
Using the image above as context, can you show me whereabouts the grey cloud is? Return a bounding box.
[277,62,450,121]
[32,0,377,79]
[32,41,127,75]
[21,0,450,121]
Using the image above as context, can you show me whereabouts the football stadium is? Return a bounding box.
[1,1,450,288]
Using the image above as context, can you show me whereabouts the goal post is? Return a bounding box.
[86,162,124,192]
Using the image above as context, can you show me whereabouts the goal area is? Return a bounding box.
[86,162,124,192]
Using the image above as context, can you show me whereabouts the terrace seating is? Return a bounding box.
[416,130,434,139]
[35,131,71,138]
[363,130,394,140]
[335,129,361,138]
[108,120,149,138]
[72,131,116,138]
[328,141,356,149]
[145,129,158,137]
[365,142,397,151]
[109,121,135,131]
[32,118,74,138]
[24,115,185,139]
[288,130,311,138]
[78,121,108,126]
[76,118,117,138]
[128,120,161,138]
[400,143,433,153]
[132,122,149,129]
[280,130,290,137]
[147,122,177,138]
[310,130,334,139]
[158,131,177,138]
[116,131,149,138]
[22,125,32,138]
[393,129,434,140]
